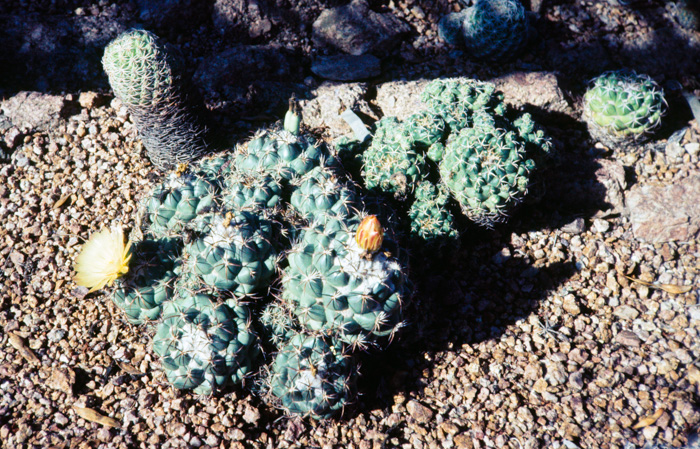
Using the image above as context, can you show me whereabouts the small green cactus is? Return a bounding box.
[583,70,667,146]
[140,170,220,239]
[290,165,358,224]
[361,116,430,200]
[438,0,532,61]
[259,302,301,348]
[102,29,209,170]
[408,181,460,251]
[153,291,259,395]
[267,333,357,419]
[439,120,534,227]
[111,237,182,324]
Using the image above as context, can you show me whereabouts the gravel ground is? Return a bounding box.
[1,1,700,448]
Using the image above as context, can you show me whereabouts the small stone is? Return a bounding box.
[562,295,581,315]
[613,305,640,321]
[47,328,67,343]
[47,367,75,394]
[686,142,700,156]
[615,330,642,347]
[453,433,474,449]
[78,92,105,109]
[592,218,610,233]
[407,400,434,424]
[242,405,260,425]
[54,412,69,426]
[643,425,659,440]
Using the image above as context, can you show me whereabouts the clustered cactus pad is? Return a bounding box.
[582,70,667,146]
[75,74,412,418]
[438,0,532,61]
[354,78,552,233]
[103,29,209,170]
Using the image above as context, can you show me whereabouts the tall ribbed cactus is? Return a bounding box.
[103,29,209,170]
[582,70,667,146]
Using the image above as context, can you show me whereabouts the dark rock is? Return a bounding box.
[0,14,126,93]
[311,54,381,81]
[561,218,586,234]
[135,0,210,33]
[594,159,627,217]
[195,45,294,93]
[212,0,274,38]
[626,172,700,243]
[1,92,70,133]
[312,0,411,56]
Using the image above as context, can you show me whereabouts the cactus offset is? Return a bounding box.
[153,291,258,395]
[582,70,666,146]
[267,333,357,419]
[408,181,460,251]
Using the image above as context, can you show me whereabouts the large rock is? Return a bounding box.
[626,173,700,243]
[194,45,295,92]
[312,0,411,56]
[0,14,126,93]
[492,71,572,114]
[1,92,71,133]
[311,54,381,81]
[374,80,430,120]
[212,0,274,38]
[300,82,374,138]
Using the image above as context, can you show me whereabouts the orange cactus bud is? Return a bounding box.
[356,215,384,253]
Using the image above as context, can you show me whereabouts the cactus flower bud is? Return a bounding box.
[355,215,384,253]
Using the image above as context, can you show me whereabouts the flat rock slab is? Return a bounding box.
[311,54,381,81]
[1,91,70,133]
[312,0,410,56]
[626,173,700,243]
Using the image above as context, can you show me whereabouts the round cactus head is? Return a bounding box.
[102,29,180,107]
[583,70,667,145]
[153,292,259,395]
[267,333,357,419]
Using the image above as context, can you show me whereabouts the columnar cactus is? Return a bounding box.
[153,291,259,395]
[281,215,407,349]
[103,29,209,170]
[267,333,357,419]
[582,70,667,146]
[438,0,532,61]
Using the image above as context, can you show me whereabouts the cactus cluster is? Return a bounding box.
[438,0,532,61]
[76,83,410,418]
[103,29,209,170]
[582,70,667,146]
[352,78,552,236]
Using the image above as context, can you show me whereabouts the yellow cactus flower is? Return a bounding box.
[74,227,132,293]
